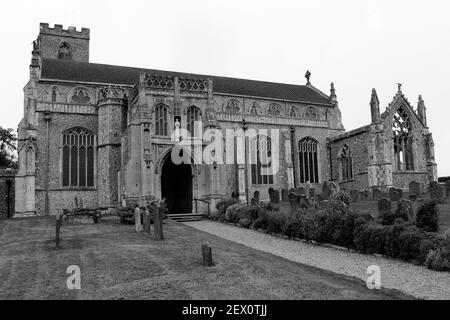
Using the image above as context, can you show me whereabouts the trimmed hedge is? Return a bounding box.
[209,200,449,272]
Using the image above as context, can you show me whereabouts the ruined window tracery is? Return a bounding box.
[250,135,274,185]
[62,128,95,187]
[155,104,169,136]
[298,137,319,183]
[339,144,353,181]
[393,106,414,171]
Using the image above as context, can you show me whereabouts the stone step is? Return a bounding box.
[167,213,207,222]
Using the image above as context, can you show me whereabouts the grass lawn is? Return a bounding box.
[0,216,413,300]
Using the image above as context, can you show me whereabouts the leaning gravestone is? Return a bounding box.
[297,187,306,196]
[268,188,275,202]
[322,182,332,199]
[429,182,444,202]
[350,190,360,203]
[359,190,370,201]
[389,188,402,201]
[396,199,414,221]
[288,190,299,212]
[281,189,289,202]
[378,198,392,216]
[409,181,421,196]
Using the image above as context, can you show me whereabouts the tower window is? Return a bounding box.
[58,42,72,60]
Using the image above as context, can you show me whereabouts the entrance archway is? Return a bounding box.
[161,155,193,214]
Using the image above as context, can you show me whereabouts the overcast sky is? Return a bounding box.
[0,0,449,176]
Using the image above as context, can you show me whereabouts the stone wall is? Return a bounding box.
[0,169,15,219]
[34,111,98,215]
[329,128,370,191]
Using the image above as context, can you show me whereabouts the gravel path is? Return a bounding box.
[184,220,450,300]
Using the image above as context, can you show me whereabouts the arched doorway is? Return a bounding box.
[161,155,193,214]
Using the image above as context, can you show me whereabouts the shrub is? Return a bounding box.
[216,198,238,215]
[397,226,426,261]
[225,203,243,223]
[425,237,450,271]
[416,201,440,232]
[379,209,396,226]
[331,191,351,206]
[266,211,288,234]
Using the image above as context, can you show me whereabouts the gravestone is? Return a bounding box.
[445,181,450,198]
[299,195,308,209]
[268,188,275,202]
[281,189,289,202]
[152,204,164,240]
[305,182,311,199]
[359,190,370,201]
[288,190,299,212]
[201,244,214,267]
[389,188,403,201]
[272,189,280,204]
[298,187,306,196]
[309,188,316,198]
[409,181,421,196]
[322,182,332,199]
[396,199,414,221]
[142,210,151,234]
[372,188,382,200]
[429,182,444,202]
[251,191,260,206]
[350,190,360,203]
[409,194,417,201]
[378,198,392,215]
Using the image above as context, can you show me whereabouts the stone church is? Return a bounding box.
[14,23,438,216]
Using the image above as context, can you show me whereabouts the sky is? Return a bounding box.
[0,0,449,176]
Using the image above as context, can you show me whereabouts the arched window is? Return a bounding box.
[339,144,353,181]
[187,106,200,137]
[51,89,57,103]
[250,135,274,185]
[58,42,72,60]
[393,106,414,170]
[62,128,95,187]
[155,104,169,136]
[298,137,319,183]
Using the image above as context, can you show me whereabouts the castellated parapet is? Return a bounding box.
[39,23,90,39]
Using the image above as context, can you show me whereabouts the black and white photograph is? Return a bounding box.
[0,0,449,307]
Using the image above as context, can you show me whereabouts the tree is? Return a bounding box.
[0,127,17,168]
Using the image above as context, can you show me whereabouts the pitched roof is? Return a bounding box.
[40,58,334,106]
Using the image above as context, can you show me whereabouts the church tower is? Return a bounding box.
[37,23,90,62]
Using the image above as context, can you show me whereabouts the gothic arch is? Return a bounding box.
[392,105,415,171]
[223,99,242,114]
[338,144,353,181]
[266,103,284,117]
[155,145,201,175]
[46,85,62,103]
[304,106,319,120]
[298,137,320,184]
[249,102,260,115]
[58,42,72,60]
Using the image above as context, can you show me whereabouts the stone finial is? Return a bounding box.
[330,82,337,103]
[305,70,311,85]
[417,95,427,127]
[397,83,402,93]
[370,88,381,124]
